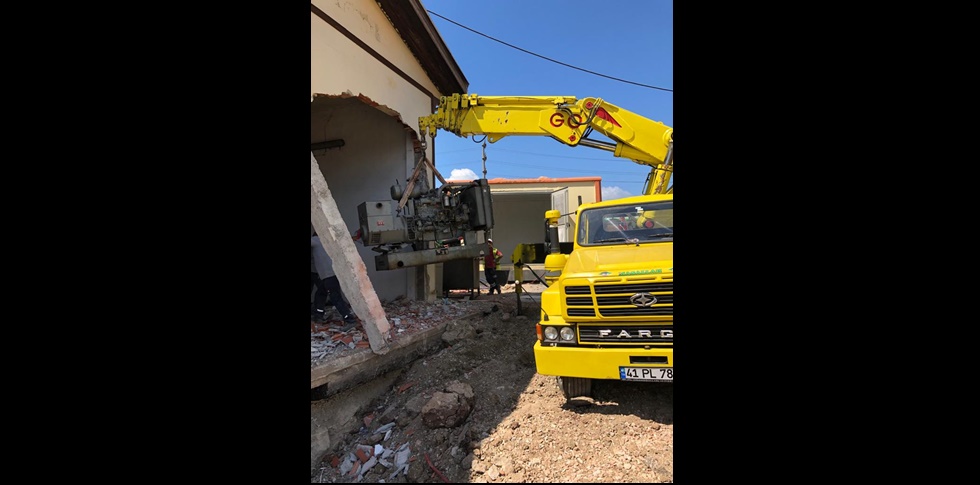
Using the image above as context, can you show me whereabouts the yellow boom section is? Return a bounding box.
[419,94,674,194]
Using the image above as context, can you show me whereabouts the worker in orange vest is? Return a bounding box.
[483,238,504,295]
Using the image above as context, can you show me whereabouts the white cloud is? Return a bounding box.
[449,168,479,180]
[602,186,632,200]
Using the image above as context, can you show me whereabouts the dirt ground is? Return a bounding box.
[311,282,673,483]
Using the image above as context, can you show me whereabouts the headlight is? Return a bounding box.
[543,326,559,340]
[560,327,575,341]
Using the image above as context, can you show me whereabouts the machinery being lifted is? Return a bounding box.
[356,175,494,272]
[414,93,674,403]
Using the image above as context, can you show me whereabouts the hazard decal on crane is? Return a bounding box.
[595,108,622,128]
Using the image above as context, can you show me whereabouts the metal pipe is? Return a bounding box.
[310,139,345,151]
[374,244,485,271]
[578,138,616,152]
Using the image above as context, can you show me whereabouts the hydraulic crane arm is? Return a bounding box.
[418,94,674,194]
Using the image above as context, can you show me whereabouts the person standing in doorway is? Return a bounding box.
[484,238,504,295]
[311,244,319,318]
[311,231,359,331]
[311,224,333,318]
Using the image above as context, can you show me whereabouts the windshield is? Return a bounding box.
[577,200,673,246]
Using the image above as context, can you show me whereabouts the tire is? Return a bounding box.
[558,376,592,400]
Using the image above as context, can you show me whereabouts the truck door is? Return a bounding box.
[551,187,570,243]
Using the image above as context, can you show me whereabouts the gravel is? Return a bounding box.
[311,284,673,483]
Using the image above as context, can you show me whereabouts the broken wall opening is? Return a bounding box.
[312,94,436,303]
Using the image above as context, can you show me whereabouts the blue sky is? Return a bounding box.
[420,0,673,199]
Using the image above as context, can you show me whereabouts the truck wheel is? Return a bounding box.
[558,376,592,399]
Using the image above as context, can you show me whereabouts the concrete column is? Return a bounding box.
[311,152,390,354]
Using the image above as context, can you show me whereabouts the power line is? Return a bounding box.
[427,10,672,93]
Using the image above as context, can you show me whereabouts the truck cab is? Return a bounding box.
[533,193,673,400]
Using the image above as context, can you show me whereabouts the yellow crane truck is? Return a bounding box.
[419,94,673,402]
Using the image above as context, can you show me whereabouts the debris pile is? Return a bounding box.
[333,423,412,482]
[311,296,508,367]
[320,382,478,483]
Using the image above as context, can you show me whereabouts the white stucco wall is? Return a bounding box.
[311,0,439,145]
[489,193,552,277]
[312,101,419,302]
[312,0,449,301]
[482,180,599,281]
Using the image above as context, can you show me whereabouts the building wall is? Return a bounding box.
[488,193,552,281]
[480,178,601,282]
[312,0,445,301]
[312,101,417,302]
[311,0,440,129]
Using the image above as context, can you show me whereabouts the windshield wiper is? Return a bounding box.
[594,238,627,243]
[595,237,644,245]
[644,233,674,239]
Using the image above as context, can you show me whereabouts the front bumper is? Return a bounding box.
[533,341,672,380]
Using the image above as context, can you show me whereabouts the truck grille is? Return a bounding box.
[578,324,673,345]
[564,280,673,319]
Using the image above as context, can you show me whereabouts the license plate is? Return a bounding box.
[620,367,672,381]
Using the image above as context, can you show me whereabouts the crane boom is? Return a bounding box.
[418,94,673,194]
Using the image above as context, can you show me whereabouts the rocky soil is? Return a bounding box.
[311,284,673,483]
